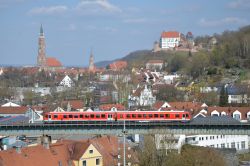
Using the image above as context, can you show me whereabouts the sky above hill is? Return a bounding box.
[0,0,250,66]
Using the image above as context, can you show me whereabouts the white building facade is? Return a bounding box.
[185,135,248,152]
[160,31,181,49]
[59,75,74,88]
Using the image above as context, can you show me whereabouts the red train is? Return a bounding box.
[43,110,191,123]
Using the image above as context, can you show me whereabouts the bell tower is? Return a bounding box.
[37,24,47,68]
[88,50,95,72]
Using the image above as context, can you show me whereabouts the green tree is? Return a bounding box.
[219,85,228,106]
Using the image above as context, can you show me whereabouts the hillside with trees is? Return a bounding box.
[112,25,250,84]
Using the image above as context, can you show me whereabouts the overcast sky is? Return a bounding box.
[0,0,250,66]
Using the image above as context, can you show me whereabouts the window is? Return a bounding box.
[101,114,105,118]
[80,115,83,118]
[138,114,142,118]
[45,115,48,118]
[69,115,73,118]
[221,143,225,148]
[82,160,86,166]
[85,115,89,118]
[89,149,93,154]
[132,114,136,118]
[90,114,94,118]
[175,114,180,118]
[126,114,131,118]
[48,115,51,119]
[237,142,240,149]
[154,114,159,118]
[166,114,170,118]
[96,114,100,118]
[96,158,100,165]
[53,115,58,119]
[231,142,235,148]
[74,115,78,118]
[241,141,245,149]
[186,114,189,118]
[63,115,67,119]
[143,114,147,118]
[160,114,164,118]
[149,114,153,118]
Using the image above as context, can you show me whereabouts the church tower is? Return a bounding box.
[37,24,47,68]
[88,50,95,72]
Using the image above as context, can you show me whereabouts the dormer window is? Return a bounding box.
[89,149,93,154]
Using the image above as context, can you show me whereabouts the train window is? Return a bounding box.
[90,114,95,118]
[69,115,73,118]
[101,114,105,118]
[186,114,189,118]
[45,115,48,118]
[53,115,58,118]
[63,115,67,118]
[138,114,142,118]
[165,114,170,118]
[96,114,100,118]
[48,115,51,118]
[85,115,89,118]
[132,114,136,118]
[120,114,123,118]
[149,114,153,118]
[175,114,180,118]
[143,114,147,118]
[182,114,185,118]
[160,114,164,118]
[126,114,131,118]
[154,114,158,118]
[74,115,78,118]
[80,115,83,118]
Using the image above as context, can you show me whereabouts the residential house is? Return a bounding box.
[0,103,37,121]
[93,83,118,106]
[128,85,156,108]
[160,31,181,49]
[0,139,103,166]
[226,85,249,104]
[109,61,128,71]
[99,104,126,111]
[99,70,131,83]
[61,100,85,112]
[59,75,75,88]
[71,141,103,166]
[146,60,164,71]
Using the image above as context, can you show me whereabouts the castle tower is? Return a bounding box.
[88,50,95,72]
[37,24,47,68]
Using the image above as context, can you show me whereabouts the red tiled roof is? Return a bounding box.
[99,104,126,111]
[0,143,73,166]
[62,100,84,110]
[0,106,28,114]
[91,136,139,166]
[147,60,164,64]
[206,106,250,120]
[161,31,180,38]
[46,57,62,67]
[109,61,128,71]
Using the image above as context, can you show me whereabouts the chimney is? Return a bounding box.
[41,135,51,149]
[14,146,21,154]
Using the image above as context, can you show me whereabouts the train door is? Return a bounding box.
[108,114,113,121]
[182,113,186,120]
[48,114,52,121]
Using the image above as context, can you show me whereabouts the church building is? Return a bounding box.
[37,25,63,71]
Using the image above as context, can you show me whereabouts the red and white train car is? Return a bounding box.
[43,110,191,123]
